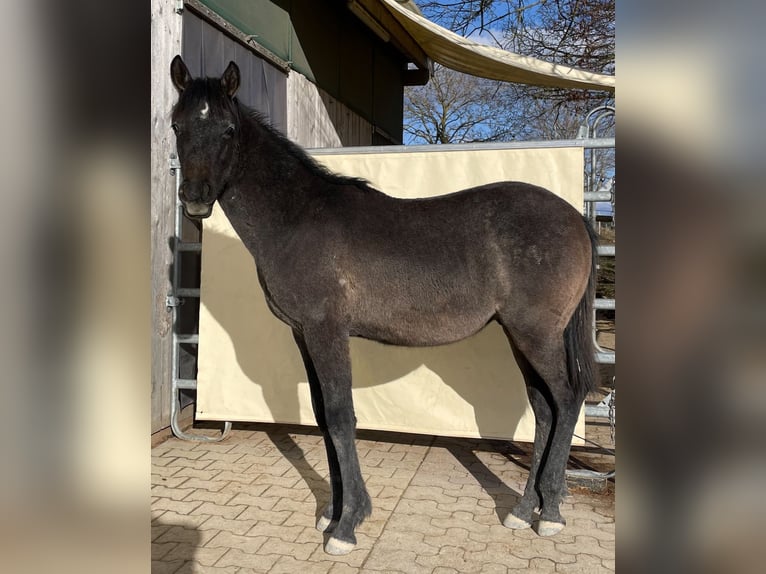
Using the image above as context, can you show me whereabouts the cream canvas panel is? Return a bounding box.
[197,146,585,443]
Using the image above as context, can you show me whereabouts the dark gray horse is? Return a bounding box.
[170,56,598,555]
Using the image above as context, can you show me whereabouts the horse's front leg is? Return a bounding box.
[300,326,371,555]
[292,330,341,532]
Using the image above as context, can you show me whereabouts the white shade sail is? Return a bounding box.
[380,0,615,92]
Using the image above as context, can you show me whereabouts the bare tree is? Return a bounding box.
[406,0,614,143]
[404,64,520,144]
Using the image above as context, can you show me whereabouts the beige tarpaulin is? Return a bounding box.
[196,145,585,443]
[380,0,615,92]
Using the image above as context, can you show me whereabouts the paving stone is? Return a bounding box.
[153,498,205,516]
[424,527,485,552]
[153,485,196,501]
[555,535,614,560]
[162,439,199,451]
[237,507,292,524]
[192,442,237,454]
[152,541,178,560]
[167,458,215,470]
[151,559,184,574]
[363,548,431,573]
[184,489,236,505]
[205,531,267,554]
[166,448,206,460]
[214,548,278,571]
[154,511,213,530]
[171,468,221,481]
[154,475,192,488]
[328,563,360,573]
[430,515,490,535]
[152,524,172,541]
[191,502,247,520]
[198,515,256,536]
[213,470,256,484]
[155,526,219,546]
[508,537,578,564]
[529,557,558,572]
[384,510,447,537]
[154,465,182,478]
[270,555,334,574]
[163,543,228,566]
[219,481,271,498]
[415,545,483,573]
[245,522,305,542]
[258,538,316,561]
[464,541,529,570]
[173,562,239,574]
[373,530,437,556]
[554,552,606,573]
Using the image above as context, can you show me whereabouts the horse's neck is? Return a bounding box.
[218,116,316,258]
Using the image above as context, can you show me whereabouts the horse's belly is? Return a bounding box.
[351,304,494,347]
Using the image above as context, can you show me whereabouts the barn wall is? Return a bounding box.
[194,0,406,143]
[182,9,288,130]
[287,72,373,148]
[151,1,183,434]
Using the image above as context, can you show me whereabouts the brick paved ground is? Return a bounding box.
[152,416,614,573]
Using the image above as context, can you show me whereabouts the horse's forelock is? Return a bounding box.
[175,78,237,121]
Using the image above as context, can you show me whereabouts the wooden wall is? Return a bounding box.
[151,1,183,433]
[287,71,373,148]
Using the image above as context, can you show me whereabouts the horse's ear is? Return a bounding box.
[222,61,240,98]
[170,55,191,93]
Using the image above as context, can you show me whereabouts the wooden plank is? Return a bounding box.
[287,71,372,148]
[151,0,183,433]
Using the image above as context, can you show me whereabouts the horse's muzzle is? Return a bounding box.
[182,201,214,219]
[180,180,215,219]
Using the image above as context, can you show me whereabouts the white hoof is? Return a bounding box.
[316,515,332,532]
[536,520,565,536]
[503,514,532,530]
[325,537,355,555]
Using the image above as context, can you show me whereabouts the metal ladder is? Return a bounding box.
[167,154,232,442]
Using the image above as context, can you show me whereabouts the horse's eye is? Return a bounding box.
[223,124,236,137]
[171,123,180,134]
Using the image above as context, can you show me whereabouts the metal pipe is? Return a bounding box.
[308,137,615,156]
[584,191,612,202]
[595,299,615,310]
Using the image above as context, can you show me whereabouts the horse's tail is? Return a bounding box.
[564,217,600,401]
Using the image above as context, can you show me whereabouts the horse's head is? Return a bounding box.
[170,56,241,219]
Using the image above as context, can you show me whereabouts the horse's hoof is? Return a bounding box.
[325,537,355,555]
[536,520,565,536]
[316,515,332,532]
[503,513,532,530]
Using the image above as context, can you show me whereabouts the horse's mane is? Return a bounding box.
[239,101,379,193]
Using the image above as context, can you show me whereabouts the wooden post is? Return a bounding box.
[151,1,182,433]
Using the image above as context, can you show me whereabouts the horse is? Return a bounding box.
[169,56,599,555]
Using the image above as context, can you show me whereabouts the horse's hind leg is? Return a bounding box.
[502,338,553,530]
[523,337,581,536]
[292,330,341,532]
[299,325,371,555]
[502,319,581,536]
